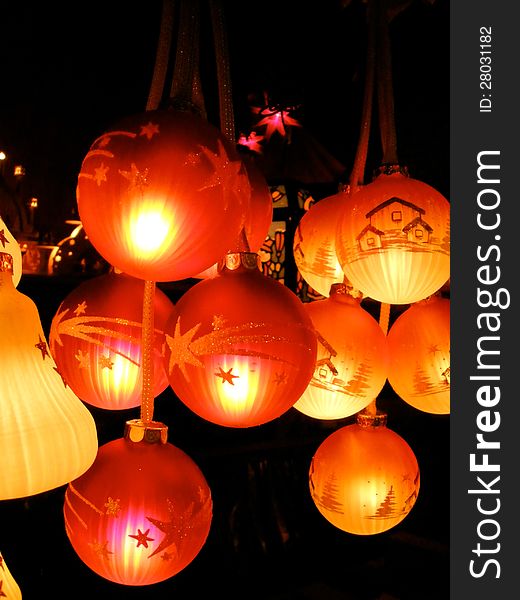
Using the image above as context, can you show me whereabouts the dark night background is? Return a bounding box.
[0,1,449,599]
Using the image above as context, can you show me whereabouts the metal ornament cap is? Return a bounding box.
[217,251,260,273]
[356,409,388,429]
[124,419,168,444]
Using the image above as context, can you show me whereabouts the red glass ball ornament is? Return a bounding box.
[336,168,450,304]
[49,271,175,410]
[309,412,420,535]
[76,109,250,282]
[387,295,450,414]
[293,284,388,420]
[293,191,350,297]
[64,420,212,586]
[164,252,318,427]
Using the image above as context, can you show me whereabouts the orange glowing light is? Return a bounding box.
[309,412,420,535]
[293,284,388,420]
[387,295,450,414]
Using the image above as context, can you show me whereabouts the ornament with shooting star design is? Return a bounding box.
[76,109,250,282]
[164,252,317,427]
[63,420,212,586]
[49,270,176,410]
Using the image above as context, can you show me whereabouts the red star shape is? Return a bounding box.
[140,121,160,140]
[215,366,239,385]
[35,335,49,360]
[0,229,9,248]
[128,528,154,548]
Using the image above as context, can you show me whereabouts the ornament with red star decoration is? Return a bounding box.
[164,251,317,428]
[49,270,175,411]
[76,109,249,282]
[63,420,212,586]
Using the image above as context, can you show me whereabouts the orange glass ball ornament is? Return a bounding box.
[164,252,318,427]
[49,271,175,410]
[293,284,388,420]
[64,420,212,586]
[293,190,350,297]
[336,166,450,304]
[309,412,420,535]
[76,109,250,282]
[387,295,450,414]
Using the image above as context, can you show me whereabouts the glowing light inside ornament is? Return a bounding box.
[65,486,158,584]
[129,209,172,256]
[309,421,420,535]
[209,355,260,419]
[102,351,140,397]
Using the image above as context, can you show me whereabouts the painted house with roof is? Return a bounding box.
[357,197,433,252]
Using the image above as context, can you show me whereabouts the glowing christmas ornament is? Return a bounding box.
[76,109,250,282]
[0,551,22,599]
[165,252,317,428]
[387,295,450,414]
[0,252,98,501]
[293,284,388,420]
[49,270,176,410]
[335,166,450,304]
[309,411,420,535]
[293,190,353,298]
[63,420,212,586]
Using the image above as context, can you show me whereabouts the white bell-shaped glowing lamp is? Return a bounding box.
[0,252,98,500]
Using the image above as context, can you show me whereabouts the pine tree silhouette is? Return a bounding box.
[369,485,398,519]
[314,470,344,514]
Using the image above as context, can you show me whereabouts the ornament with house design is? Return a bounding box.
[164,252,317,427]
[309,411,420,535]
[293,283,388,420]
[335,166,450,305]
[49,270,176,410]
[386,294,450,414]
[76,109,250,282]
[63,420,212,586]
